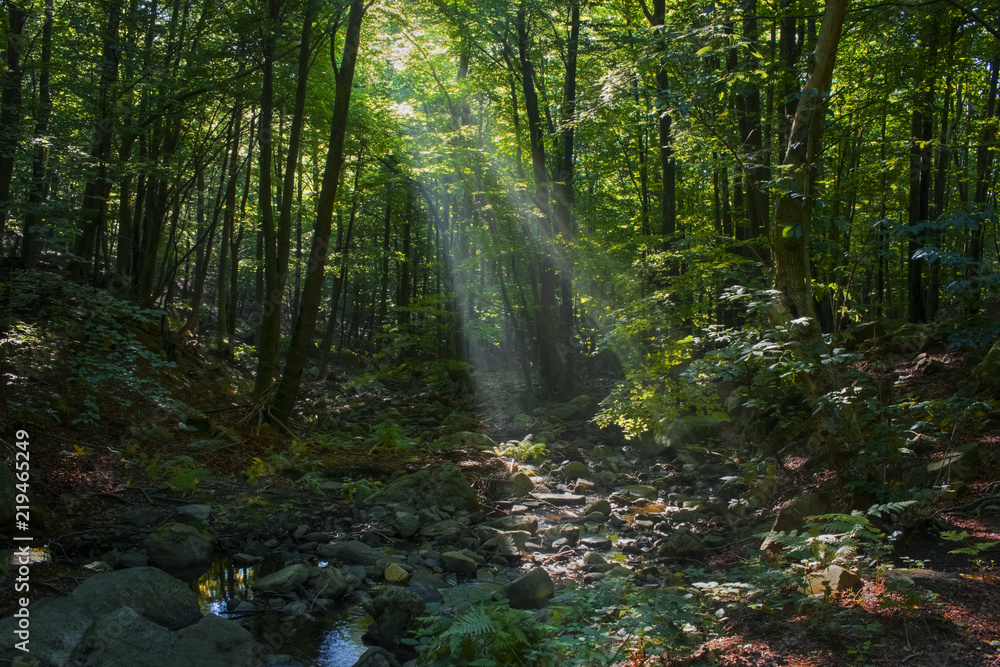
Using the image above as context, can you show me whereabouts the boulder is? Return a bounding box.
[309,565,348,598]
[365,463,478,512]
[252,564,310,595]
[394,512,421,539]
[142,522,213,575]
[69,566,202,631]
[362,586,426,649]
[66,606,179,667]
[559,461,593,481]
[496,567,554,609]
[318,540,385,566]
[803,564,863,596]
[661,414,727,449]
[911,444,982,486]
[621,485,658,501]
[657,529,705,559]
[351,647,402,667]
[503,471,535,497]
[175,504,212,526]
[119,508,169,527]
[760,492,834,558]
[549,395,599,422]
[384,563,410,584]
[441,550,479,574]
[173,612,264,666]
[0,597,95,666]
[584,498,612,516]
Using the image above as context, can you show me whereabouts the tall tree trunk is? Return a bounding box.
[0,2,26,254]
[253,0,283,398]
[22,0,53,267]
[771,0,849,342]
[269,0,367,425]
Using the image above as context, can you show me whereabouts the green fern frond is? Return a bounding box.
[441,607,496,639]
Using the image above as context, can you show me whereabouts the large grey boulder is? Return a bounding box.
[252,564,310,595]
[174,612,264,666]
[142,522,214,575]
[365,463,478,512]
[69,566,202,631]
[549,395,599,422]
[0,597,94,666]
[362,586,426,649]
[66,606,179,667]
[496,567,554,609]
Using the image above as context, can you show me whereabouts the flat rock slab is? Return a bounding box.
[532,493,586,506]
[579,536,612,549]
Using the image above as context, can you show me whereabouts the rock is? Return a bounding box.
[318,540,385,566]
[394,511,421,539]
[488,515,538,534]
[432,431,499,450]
[497,567,554,609]
[549,395,599,422]
[559,461,593,480]
[560,525,581,546]
[173,612,264,666]
[661,414,727,449]
[621,485,658,501]
[531,493,586,505]
[911,444,982,486]
[884,568,959,594]
[441,550,479,573]
[842,320,886,350]
[362,586,426,649]
[420,518,465,540]
[510,413,536,434]
[803,564,863,596]
[365,463,478,512]
[187,439,226,452]
[760,492,834,558]
[70,566,202,630]
[120,508,169,527]
[351,647,402,667]
[0,597,95,666]
[504,471,535,497]
[579,536,611,549]
[233,553,262,566]
[252,564,310,594]
[120,551,149,568]
[175,504,212,526]
[657,529,705,559]
[66,606,179,667]
[483,530,530,557]
[584,498,612,516]
[142,523,213,575]
[309,566,348,598]
[628,433,670,459]
[384,563,410,583]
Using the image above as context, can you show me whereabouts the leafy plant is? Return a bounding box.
[940,530,998,557]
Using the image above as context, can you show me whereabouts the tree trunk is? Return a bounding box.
[771,0,848,341]
[22,0,52,267]
[268,0,367,425]
[253,0,282,398]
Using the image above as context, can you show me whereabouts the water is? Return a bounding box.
[192,557,371,667]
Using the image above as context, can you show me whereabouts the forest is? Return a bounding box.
[1,0,999,664]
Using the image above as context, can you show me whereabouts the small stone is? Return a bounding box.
[385,563,410,584]
[803,564,863,596]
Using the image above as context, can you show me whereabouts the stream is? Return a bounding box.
[193,556,371,667]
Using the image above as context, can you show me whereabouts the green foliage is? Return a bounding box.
[128,450,209,491]
[940,530,998,557]
[412,596,553,666]
[494,436,548,464]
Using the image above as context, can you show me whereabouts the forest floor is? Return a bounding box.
[3,337,1000,666]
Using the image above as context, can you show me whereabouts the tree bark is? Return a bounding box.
[268,0,367,425]
[771,0,849,341]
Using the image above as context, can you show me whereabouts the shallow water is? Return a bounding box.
[192,557,371,667]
